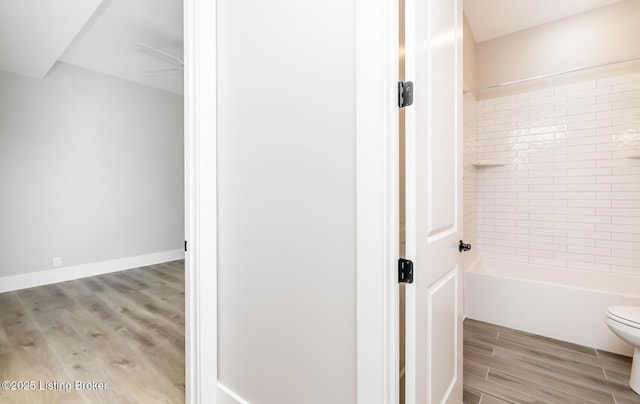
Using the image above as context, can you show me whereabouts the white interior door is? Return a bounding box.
[214,0,398,403]
[403,0,463,402]
[217,2,358,401]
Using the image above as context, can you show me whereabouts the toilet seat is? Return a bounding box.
[607,306,640,329]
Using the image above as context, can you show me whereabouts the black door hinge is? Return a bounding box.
[184,240,187,252]
[398,258,414,284]
[398,81,413,108]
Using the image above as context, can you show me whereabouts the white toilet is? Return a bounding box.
[605,306,640,394]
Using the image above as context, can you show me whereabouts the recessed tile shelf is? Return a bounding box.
[472,161,508,167]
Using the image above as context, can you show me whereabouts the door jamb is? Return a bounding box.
[184,0,217,402]
[356,0,400,403]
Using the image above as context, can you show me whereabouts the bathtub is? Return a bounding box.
[464,258,640,356]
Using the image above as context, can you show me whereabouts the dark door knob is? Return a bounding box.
[459,240,471,252]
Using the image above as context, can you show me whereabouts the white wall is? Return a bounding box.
[475,0,640,90]
[462,15,477,91]
[0,63,184,278]
[216,0,356,403]
[473,71,640,276]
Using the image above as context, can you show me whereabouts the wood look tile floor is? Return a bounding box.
[0,260,185,404]
[463,318,640,404]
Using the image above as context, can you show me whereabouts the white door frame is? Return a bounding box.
[355,0,400,403]
[184,0,217,402]
[184,0,399,402]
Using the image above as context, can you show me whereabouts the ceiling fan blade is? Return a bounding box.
[137,43,183,67]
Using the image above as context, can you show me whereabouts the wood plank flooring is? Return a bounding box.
[0,260,185,404]
[463,318,639,404]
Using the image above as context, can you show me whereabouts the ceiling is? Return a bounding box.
[2,1,626,92]
[0,0,183,95]
[464,0,626,43]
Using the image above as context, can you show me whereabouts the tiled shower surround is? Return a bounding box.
[467,71,640,276]
[463,91,478,270]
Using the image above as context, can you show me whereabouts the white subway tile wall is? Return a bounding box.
[463,91,477,269]
[472,71,640,276]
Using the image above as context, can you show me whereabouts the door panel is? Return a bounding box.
[428,269,457,403]
[426,0,457,240]
[217,0,357,403]
[404,0,463,402]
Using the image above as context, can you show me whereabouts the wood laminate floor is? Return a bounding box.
[0,260,185,404]
[463,318,639,404]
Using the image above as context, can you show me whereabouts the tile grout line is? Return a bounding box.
[498,328,602,358]
[485,332,625,379]
[464,319,636,404]
[487,366,602,404]
[490,347,630,400]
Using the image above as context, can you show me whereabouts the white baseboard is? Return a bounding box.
[0,249,185,293]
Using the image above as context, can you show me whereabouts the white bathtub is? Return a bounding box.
[464,258,640,356]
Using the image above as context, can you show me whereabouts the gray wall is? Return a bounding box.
[0,62,184,276]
